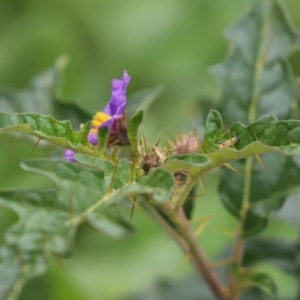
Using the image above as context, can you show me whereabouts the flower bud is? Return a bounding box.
[176,133,199,155]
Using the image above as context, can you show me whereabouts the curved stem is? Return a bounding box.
[155,202,235,300]
[142,202,189,254]
[173,176,198,211]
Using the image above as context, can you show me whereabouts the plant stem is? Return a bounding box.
[229,14,268,295]
[173,175,198,211]
[157,202,235,300]
[229,156,253,295]
[229,25,265,291]
[142,201,190,254]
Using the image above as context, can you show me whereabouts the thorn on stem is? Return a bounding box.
[30,139,41,156]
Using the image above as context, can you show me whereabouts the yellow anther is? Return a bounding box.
[89,128,98,134]
[91,112,111,128]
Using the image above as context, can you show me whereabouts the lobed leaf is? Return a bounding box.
[74,154,132,189]
[0,159,133,298]
[0,157,176,298]
[203,109,224,151]
[164,154,211,174]
[166,116,300,174]
[211,0,300,125]
[212,0,300,237]
[0,246,47,300]
[214,117,300,235]
[0,112,100,157]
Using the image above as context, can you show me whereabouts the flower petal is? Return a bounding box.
[100,118,115,129]
[103,70,131,117]
[65,149,77,162]
[88,133,98,145]
[65,71,131,162]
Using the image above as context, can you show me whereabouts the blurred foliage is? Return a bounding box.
[1,0,299,137]
[214,0,300,236]
[0,1,300,300]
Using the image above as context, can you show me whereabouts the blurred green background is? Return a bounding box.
[0,1,300,299]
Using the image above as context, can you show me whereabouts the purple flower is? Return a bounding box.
[103,70,131,118]
[64,149,77,162]
[65,70,131,162]
[88,70,131,145]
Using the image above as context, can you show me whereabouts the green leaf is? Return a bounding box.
[88,203,135,238]
[218,154,300,236]
[203,109,224,151]
[128,110,144,153]
[7,112,300,234]
[139,169,175,203]
[183,186,196,220]
[211,0,300,126]
[243,238,298,274]
[0,57,92,129]
[217,117,300,235]
[75,153,115,172]
[212,0,300,236]
[230,117,300,151]
[53,100,92,129]
[0,158,138,299]
[0,112,100,157]
[0,156,176,297]
[20,159,108,222]
[241,273,278,298]
[97,126,109,148]
[164,154,211,173]
[165,115,300,172]
[165,114,300,235]
[0,193,75,297]
[74,154,132,189]
[0,59,63,115]
[126,86,164,118]
[0,246,47,300]
[241,288,276,300]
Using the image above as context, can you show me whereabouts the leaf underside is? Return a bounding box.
[0,157,175,299]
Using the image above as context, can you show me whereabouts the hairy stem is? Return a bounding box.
[229,156,254,294]
[229,14,268,294]
[143,202,191,255]
[173,175,198,211]
[156,202,235,300]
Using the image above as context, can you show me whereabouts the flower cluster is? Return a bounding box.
[65,70,131,162]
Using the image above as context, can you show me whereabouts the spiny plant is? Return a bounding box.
[0,0,300,299]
